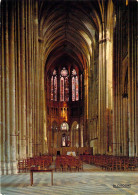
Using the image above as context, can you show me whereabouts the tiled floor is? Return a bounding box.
[1,164,138,195]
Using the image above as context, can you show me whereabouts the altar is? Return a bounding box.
[67,151,76,156]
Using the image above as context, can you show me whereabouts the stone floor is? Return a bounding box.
[1,163,138,195]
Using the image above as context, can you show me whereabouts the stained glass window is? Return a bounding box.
[60,77,64,101]
[62,135,66,147]
[51,70,57,101]
[51,76,53,100]
[54,76,57,101]
[65,77,69,101]
[76,76,79,101]
[80,74,82,100]
[50,67,81,102]
[72,69,77,76]
[72,69,79,101]
[53,69,57,75]
[60,68,69,102]
[61,67,68,77]
[72,77,75,101]
[61,122,69,131]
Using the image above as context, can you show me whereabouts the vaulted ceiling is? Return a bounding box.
[39,0,107,72]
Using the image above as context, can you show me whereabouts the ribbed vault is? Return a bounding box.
[39,1,103,72]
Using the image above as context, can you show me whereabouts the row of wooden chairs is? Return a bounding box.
[55,155,83,172]
[79,155,91,164]
[18,155,53,173]
[80,155,138,171]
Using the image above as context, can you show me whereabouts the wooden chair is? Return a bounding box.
[128,158,136,170]
[76,159,83,171]
[55,159,62,171]
[61,160,69,171]
[69,160,77,172]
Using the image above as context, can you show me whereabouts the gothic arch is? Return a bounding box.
[51,121,58,148]
[71,121,79,148]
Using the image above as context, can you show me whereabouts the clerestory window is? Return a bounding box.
[72,69,79,101]
[51,69,57,101]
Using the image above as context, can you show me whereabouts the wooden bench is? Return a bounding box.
[30,169,54,186]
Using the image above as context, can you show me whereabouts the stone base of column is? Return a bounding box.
[6,162,11,175]
[11,161,18,174]
[0,161,18,175]
[20,140,27,159]
[0,161,7,175]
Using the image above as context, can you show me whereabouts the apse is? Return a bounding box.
[39,1,99,153]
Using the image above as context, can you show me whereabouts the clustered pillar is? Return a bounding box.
[0,0,46,175]
[98,0,114,155]
[98,24,107,155]
[113,1,138,156]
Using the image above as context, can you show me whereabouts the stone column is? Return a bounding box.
[128,2,136,157]
[14,0,19,162]
[80,119,84,147]
[98,36,101,154]
[83,68,88,146]
[34,0,40,156]
[98,23,106,154]
[32,1,36,155]
[17,0,22,160]
[112,25,117,156]
[31,0,35,156]
[88,55,92,143]
[38,30,47,154]
[41,54,48,154]
[5,2,11,174]
[1,1,6,175]
[112,7,121,156]
[9,1,17,174]
[25,0,29,158]
[98,15,114,155]
[28,0,33,157]
[122,98,129,156]
[106,27,113,154]
[20,0,27,159]
[117,42,121,156]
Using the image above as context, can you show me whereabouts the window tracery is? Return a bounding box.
[50,67,82,102]
[72,69,79,101]
[60,67,69,101]
[51,69,57,101]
